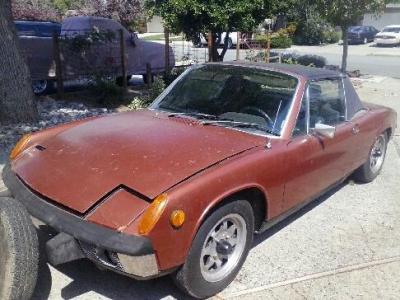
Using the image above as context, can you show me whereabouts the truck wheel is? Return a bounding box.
[173,200,254,299]
[32,80,50,95]
[353,132,387,183]
[0,197,39,300]
[142,74,154,84]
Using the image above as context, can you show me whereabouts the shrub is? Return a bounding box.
[273,51,327,68]
[90,76,124,105]
[148,76,166,102]
[271,32,293,49]
[255,30,292,49]
[128,97,148,110]
[297,54,327,68]
[163,67,188,85]
[293,18,324,45]
[322,30,341,44]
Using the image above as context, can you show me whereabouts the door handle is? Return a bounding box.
[352,124,360,134]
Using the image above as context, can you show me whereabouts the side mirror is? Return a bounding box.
[313,123,336,139]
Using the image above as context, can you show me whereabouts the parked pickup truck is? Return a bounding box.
[16,16,175,94]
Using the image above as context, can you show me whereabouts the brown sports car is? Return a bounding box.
[3,62,397,298]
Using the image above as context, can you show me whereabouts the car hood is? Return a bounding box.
[13,110,264,214]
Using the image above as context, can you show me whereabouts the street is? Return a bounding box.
[170,41,400,78]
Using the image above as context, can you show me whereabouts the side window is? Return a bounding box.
[293,96,307,136]
[308,79,346,128]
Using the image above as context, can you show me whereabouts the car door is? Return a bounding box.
[282,78,359,211]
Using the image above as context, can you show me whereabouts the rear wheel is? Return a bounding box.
[0,197,39,300]
[32,80,48,95]
[353,132,387,183]
[173,200,254,299]
[142,74,154,84]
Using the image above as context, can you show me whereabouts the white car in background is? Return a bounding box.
[375,25,400,46]
[196,32,239,48]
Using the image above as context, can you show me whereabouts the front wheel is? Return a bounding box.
[173,200,254,299]
[353,132,387,183]
[0,197,39,300]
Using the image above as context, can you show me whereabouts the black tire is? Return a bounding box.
[142,74,154,84]
[32,80,53,95]
[173,200,254,299]
[353,132,387,183]
[0,197,39,300]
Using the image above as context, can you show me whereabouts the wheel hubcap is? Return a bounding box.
[200,213,246,282]
[370,135,385,173]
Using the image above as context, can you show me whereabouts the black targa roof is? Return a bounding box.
[219,61,340,80]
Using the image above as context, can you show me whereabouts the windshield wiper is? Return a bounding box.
[202,120,280,136]
[167,112,219,120]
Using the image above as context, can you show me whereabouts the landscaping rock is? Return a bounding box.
[0,98,112,165]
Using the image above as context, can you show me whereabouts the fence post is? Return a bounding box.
[53,31,64,97]
[164,27,170,77]
[146,63,152,89]
[236,32,240,61]
[119,29,128,95]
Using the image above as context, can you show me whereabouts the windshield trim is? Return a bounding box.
[149,64,301,139]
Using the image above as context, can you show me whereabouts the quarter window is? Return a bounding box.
[308,79,346,128]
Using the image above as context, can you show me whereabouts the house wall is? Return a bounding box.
[146,16,164,33]
[363,6,400,30]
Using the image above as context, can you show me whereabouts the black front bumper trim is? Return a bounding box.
[2,163,154,256]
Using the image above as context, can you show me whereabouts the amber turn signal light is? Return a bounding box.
[10,134,32,160]
[170,210,186,229]
[138,193,168,235]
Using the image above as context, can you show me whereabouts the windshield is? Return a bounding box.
[151,65,298,136]
[383,27,400,33]
[348,26,363,32]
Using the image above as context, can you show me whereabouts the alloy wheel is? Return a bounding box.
[200,213,247,282]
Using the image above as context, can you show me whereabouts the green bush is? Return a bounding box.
[255,31,292,49]
[293,18,324,45]
[163,67,188,85]
[149,76,166,102]
[271,33,293,49]
[296,54,327,68]
[128,76,166,110]
[90,76,124,105]
[322,30,341,44]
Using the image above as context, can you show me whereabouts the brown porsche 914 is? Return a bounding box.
[3,62,397,298]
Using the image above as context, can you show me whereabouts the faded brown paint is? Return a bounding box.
[86,189,149,231]
[9,65,397,273]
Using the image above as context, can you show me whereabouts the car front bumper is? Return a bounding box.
[375,38,399,45]
[2,163,160,279]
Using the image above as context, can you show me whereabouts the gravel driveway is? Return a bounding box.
[1,76,399,299]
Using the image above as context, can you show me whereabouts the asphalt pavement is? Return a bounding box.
[170,40,400,78]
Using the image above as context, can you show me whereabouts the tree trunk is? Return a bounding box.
[0,0,38,125]
[341,27,348,73]
[207,31,230,62]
